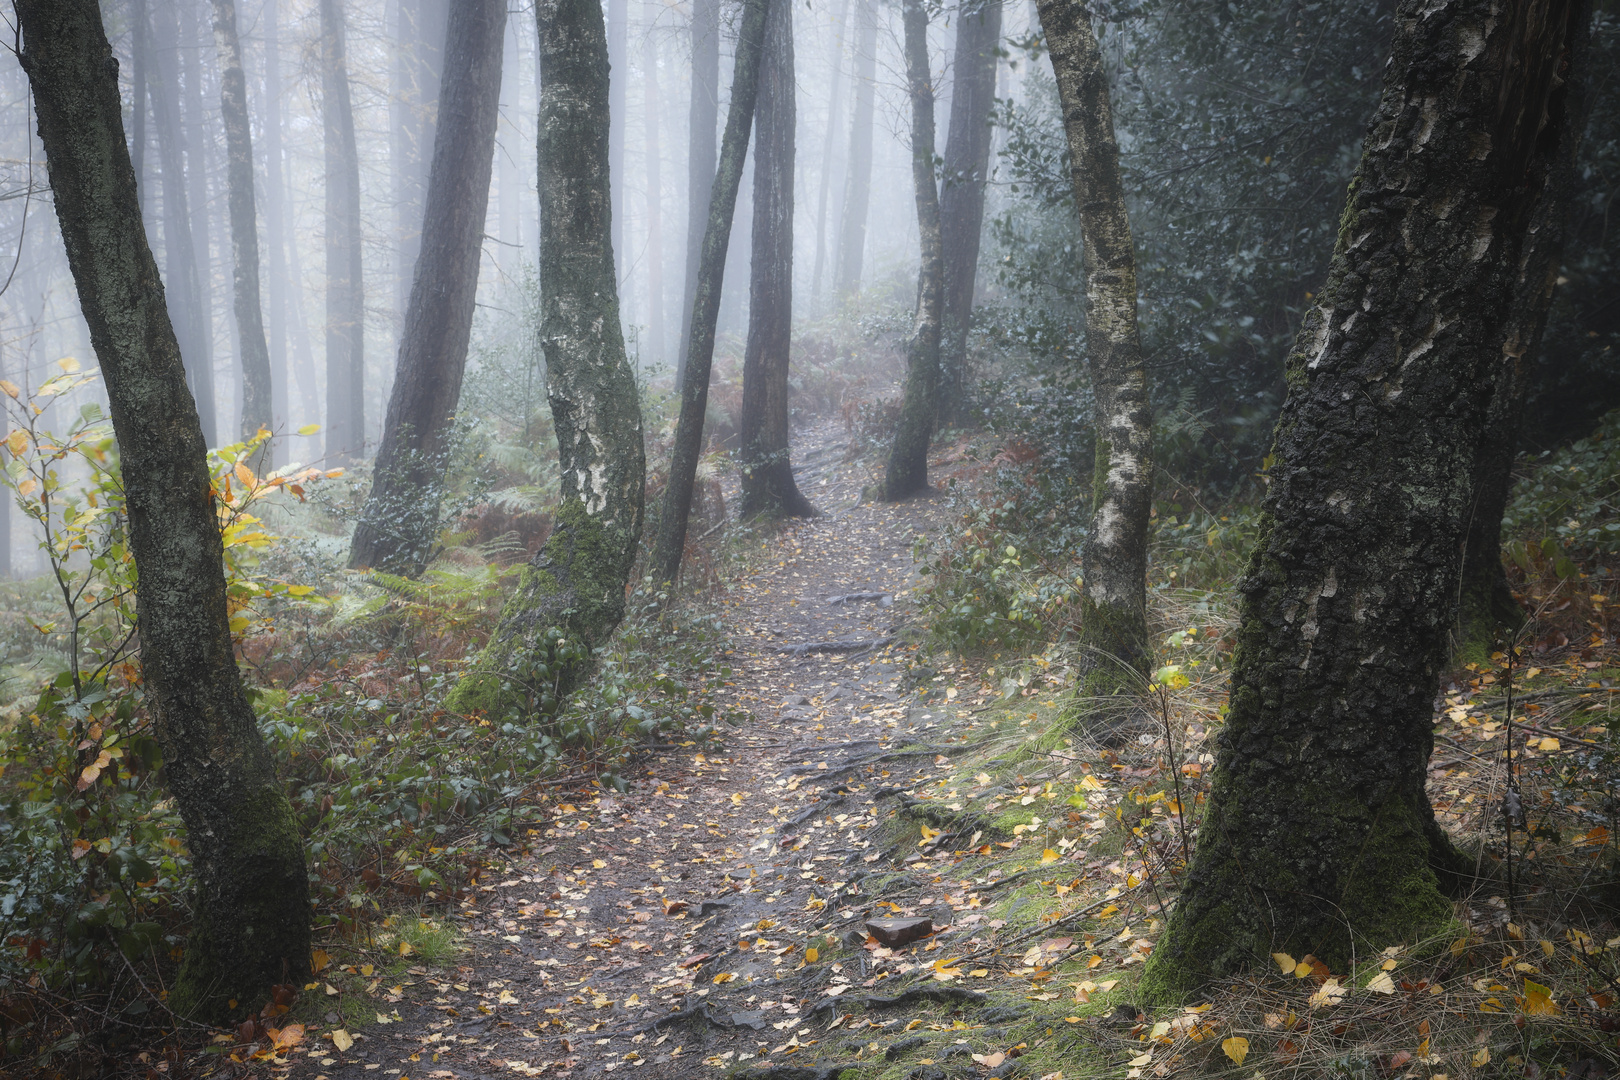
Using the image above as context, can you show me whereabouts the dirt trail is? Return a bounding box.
[279,419,960,1080]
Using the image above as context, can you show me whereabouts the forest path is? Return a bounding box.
[280,418,959,1080]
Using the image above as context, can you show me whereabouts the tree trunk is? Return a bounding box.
[16,0,310,1022]
[179,1,221,445]
[147,1,217,447]
[675,0,721,392]
[130,0,148,223]
[809,0,851,314]
[1036,0,1152,702]
[391,0,448,337]
[445,0,646,720]
[261,0,289,466]
[881,0,943,502]
[321,0,365,463]
[1143,0,1589,998]
[608,0,628,284]
[738,0,815,520]
[937,0,1001,426]
[349,0,508,576]
[653,0,771,586]
[832,0,877,302]
[211,0,273,443]
[641,0,665,366]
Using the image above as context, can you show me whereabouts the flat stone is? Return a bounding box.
[864,916,934,947]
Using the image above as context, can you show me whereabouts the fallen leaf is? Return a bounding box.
[1221,1036,1248,1065]
[331,1029,354,1052]
[1041,848,1060,865]
[1308,978,1345,1009]
[972,1051,1006,1067]
[1522,979,1558,1016]
[1272,952,1295,975]
[805,947,819,964]
[1473,1047,1490,1067]
[1365,971,1395,995]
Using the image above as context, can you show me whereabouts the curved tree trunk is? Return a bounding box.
[350,0,508,576]
[446,0,646,720]
[832,0,877,302]
[211,0,274,443]
[16,0,310,1022]
[675,0,721,392]
[321,0,365,463]
[1036,0,1152,703]
[937,0,1001,426]
[1144,0,1589,999]
[738,0,816,520]
[881,0,943,502]
[654,0,772,587]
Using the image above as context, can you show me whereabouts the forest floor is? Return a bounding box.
[207,417,1620,1080]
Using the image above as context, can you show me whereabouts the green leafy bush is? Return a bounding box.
[1503,408,1620,558]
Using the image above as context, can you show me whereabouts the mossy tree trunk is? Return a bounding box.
[675,0,722,394]
[738,0,816,519]
[445,0,646,720]
[16,0,311,1022]
[881,0,945,502]
[321,0,365,463]
[654,0,772,587]
[937,0,1001,426]
[1035,0,1152,703]
[1456,20,1593,663]
[1143,0,1589,999]
[349,0,508,576]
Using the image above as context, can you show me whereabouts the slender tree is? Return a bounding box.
[1036,0,1152,700]
[260,0,291,463]
[130,0,149,223]
[882,0,944,501]
[445,0,647,718]
[654,0,772,586]
[16,0,310,1021]
[738,0,816,519]
[391,0,448,326]
[937,0,1001,423]
[321,0,365,462]
[349,0,508,576]
[676,0,721,391]
[180,0,223,438]
[211,0,273,442]
[809,0,851,312]
[641,0,666,364]
[608,0,628,281]
[833,0,877,301]
[1143,0,1589,997]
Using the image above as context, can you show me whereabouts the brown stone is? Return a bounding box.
[865,917,933,947]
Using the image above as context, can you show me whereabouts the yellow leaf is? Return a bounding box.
[1308,978,1346,1009]
[1128,1052,1152,1067]
[1221,1036,1249,1065]
[5,430,26,456]
[805,947,819,964]
[592,859,606,869]
[310,948,330,973]
[713,972,735,984]
[0,380,18,398]
[1450,936,1469,957]
[399,940,413,957]
[731,792,744,806]
[360,964,374,977]
[1522,979,1558,1016]
[1473,1047,1490,1067]
[1365,971,1395,995]
[1295,961,1313,978]
[498,990,519,1004]
[331,1028,355,1052]
[267,1024,304,1051]
[234,462,255,487]
[1507,922,1524,940]
[1272,952,1295,974]
[56,356,80,373]
[917,824,940,846]
[297,423,321,436]
[1080,775,1105,791]
[1041,848,1060,864]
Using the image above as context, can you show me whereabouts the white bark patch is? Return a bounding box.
[1305,307,1333,369]
[1470,209,1497,260]
[1458,25,1485,62]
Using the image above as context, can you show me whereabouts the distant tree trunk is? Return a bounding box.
[937,0,1001,425]
[321,0,365,462]
[1456,33,1593,662]
[211,0,273,443]
[676,0,721,391]
[809,0,851,314]
[653,0,771,586]
[738,0,815,519]
[833,0,877,302]
[391,0,448,334]
[445,0,646,720]
[130,0,149,222]
[350,0,508,576]
[499,19,521,250]
[1143,0,1589,998]
[608,0,628,282]
[261,0,289,465]
[179,1,221,444]
[147,2,217,446]
[881,0,943,502]
[1036,0,1152,701]
[17,0,310,1022]
[641,0,665,366]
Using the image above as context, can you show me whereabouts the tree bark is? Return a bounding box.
[260,0,289,466]
[1143,0,1589,998]
[130,0,148,222]
[881,0,944,502]
[809,0,851,314]
[641,0,665,366]
[445,0,646,720]
[608,0,628,284]
[350,0,508,576]
[16,0,310,1021]
[321,0,365,463]
[738,0,815,520]
[211,0,273,443]
[653,0,771,586]
[937,0,1001,425]
[391,0,448,323]
[832,0,877,302]
[1036,0,1152,701]
[675,0,721,392]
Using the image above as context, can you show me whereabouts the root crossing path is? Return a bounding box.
[284,424,960,1080]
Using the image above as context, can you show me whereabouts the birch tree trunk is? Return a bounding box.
[675,0,722,392]
[881,0,943,501]
[350,0,508,576]
[211,0,273,443]
[16,0,310,1021]
[654,0,771,586]
[321,0,366,463]
[1036,0,1152,702]
[1144,0,1590,998]
[738,0,816,519]
[446,0,646,720]
[833,0,877,301]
